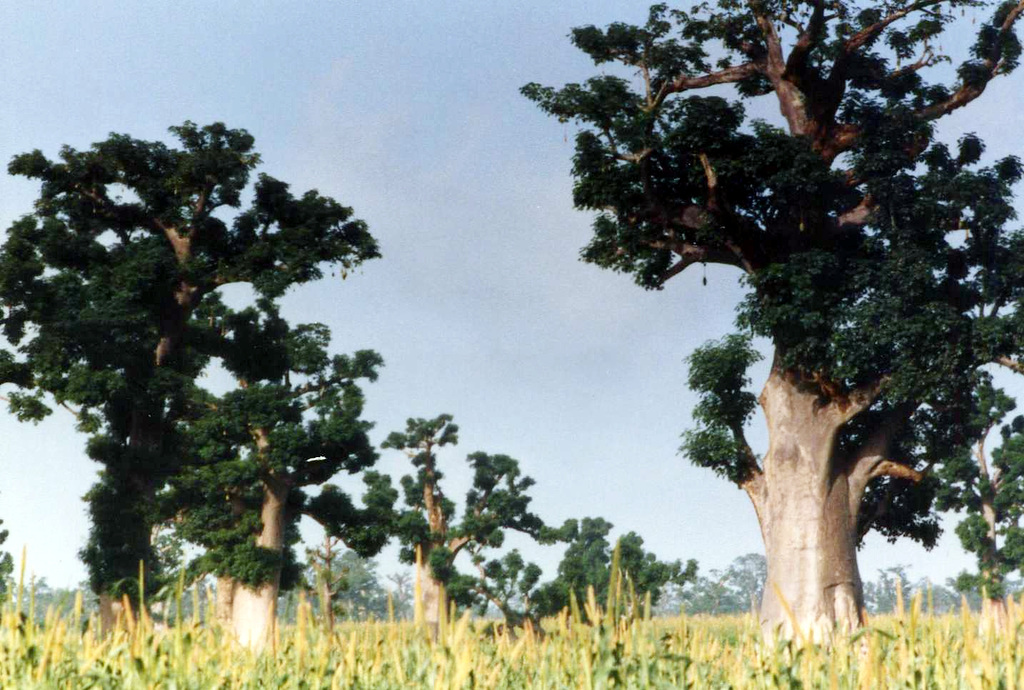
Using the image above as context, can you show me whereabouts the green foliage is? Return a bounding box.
[304,544,390,622]
[0,515,12,600]
[168,304,391,590]
[936,381,1024,599]
[382,415,560,625]
[661,552,765,616]
[1,121,378,597]
[525,1,1024,554]
[534,517,697,618]
[681,335,761,483]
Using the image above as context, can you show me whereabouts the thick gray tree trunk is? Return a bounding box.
[752,370,877,642]
[98,593,124,633]
[230,477,288,651]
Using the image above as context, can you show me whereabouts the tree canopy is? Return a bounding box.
[167,301,394,595]
[0,121,379,599]
[525,0,1024,634]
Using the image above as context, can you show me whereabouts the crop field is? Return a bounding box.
[1,582,1022,689]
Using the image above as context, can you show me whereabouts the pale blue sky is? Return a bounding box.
[1,2,1022,591]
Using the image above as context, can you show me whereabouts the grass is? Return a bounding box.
[1,577,1023,688]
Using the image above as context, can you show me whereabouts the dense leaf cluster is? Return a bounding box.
[0,122,380,597]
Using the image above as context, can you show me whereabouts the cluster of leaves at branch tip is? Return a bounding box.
[0,120,380,597]
[681,334,762,484]
[525,0,1024,562]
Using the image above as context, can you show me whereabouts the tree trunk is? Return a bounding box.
[754,370,868,642]
[230,477,288,651]
[97,593,124,634]
[416,558,443,631]
[215,575,237,626]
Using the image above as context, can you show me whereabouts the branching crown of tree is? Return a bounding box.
[382,415,561,624]
[524,0,1024,634]
[937,381,1024,598]
[533,517,698,617]
[0,121,379,597]
[169,301,394,591]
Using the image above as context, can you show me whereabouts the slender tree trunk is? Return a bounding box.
[978,500,1011,628]
[231,476,289,651]
[754,370,867,642]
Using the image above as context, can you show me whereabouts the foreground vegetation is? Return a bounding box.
[0,578,1021,689]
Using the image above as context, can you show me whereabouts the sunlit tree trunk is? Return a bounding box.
[230,476,288,651]
[752,370,915,641]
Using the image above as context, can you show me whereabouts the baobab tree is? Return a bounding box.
[382,415,556,630]
[0,121,378,622]
[525,1,1024,638]
[168,302,393,649]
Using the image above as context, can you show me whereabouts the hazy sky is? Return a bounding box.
[1,2,1022,591]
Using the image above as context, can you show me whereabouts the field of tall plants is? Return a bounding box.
[2,568,1023,689]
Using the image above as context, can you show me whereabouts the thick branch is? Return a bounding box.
[835,376,888,424]
[663,62,763,98]
[749,3,785,77]
[867,459,925,482]
[834,194,877,231]
[784,0,827,82]
[448,535,472,559]
[847,402,919,518]
[153,218,191,264]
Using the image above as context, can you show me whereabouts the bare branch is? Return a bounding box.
[867,459,926,482]
[889,46,939,79]
[663,62,763,98]
[995,355,1024,375]
[836,376,888,424]
[847,402,919,517]
[655,241,746,286]
[448,535,472,559]
[834,194,877,230]
[748,2,785,77]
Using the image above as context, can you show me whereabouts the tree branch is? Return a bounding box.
[915,0,1024,122]
[846,401,921,524]
[995,355,1024,374]
[834,194,877,231]
[448,535,472,559]
[867,459,926,482]
[844,0,951,54]
[784,0,827,83]
[835,376,888,424]
[748,2,785,77]
[662,62,763,99]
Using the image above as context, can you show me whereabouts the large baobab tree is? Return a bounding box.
[525,1,1024,638]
